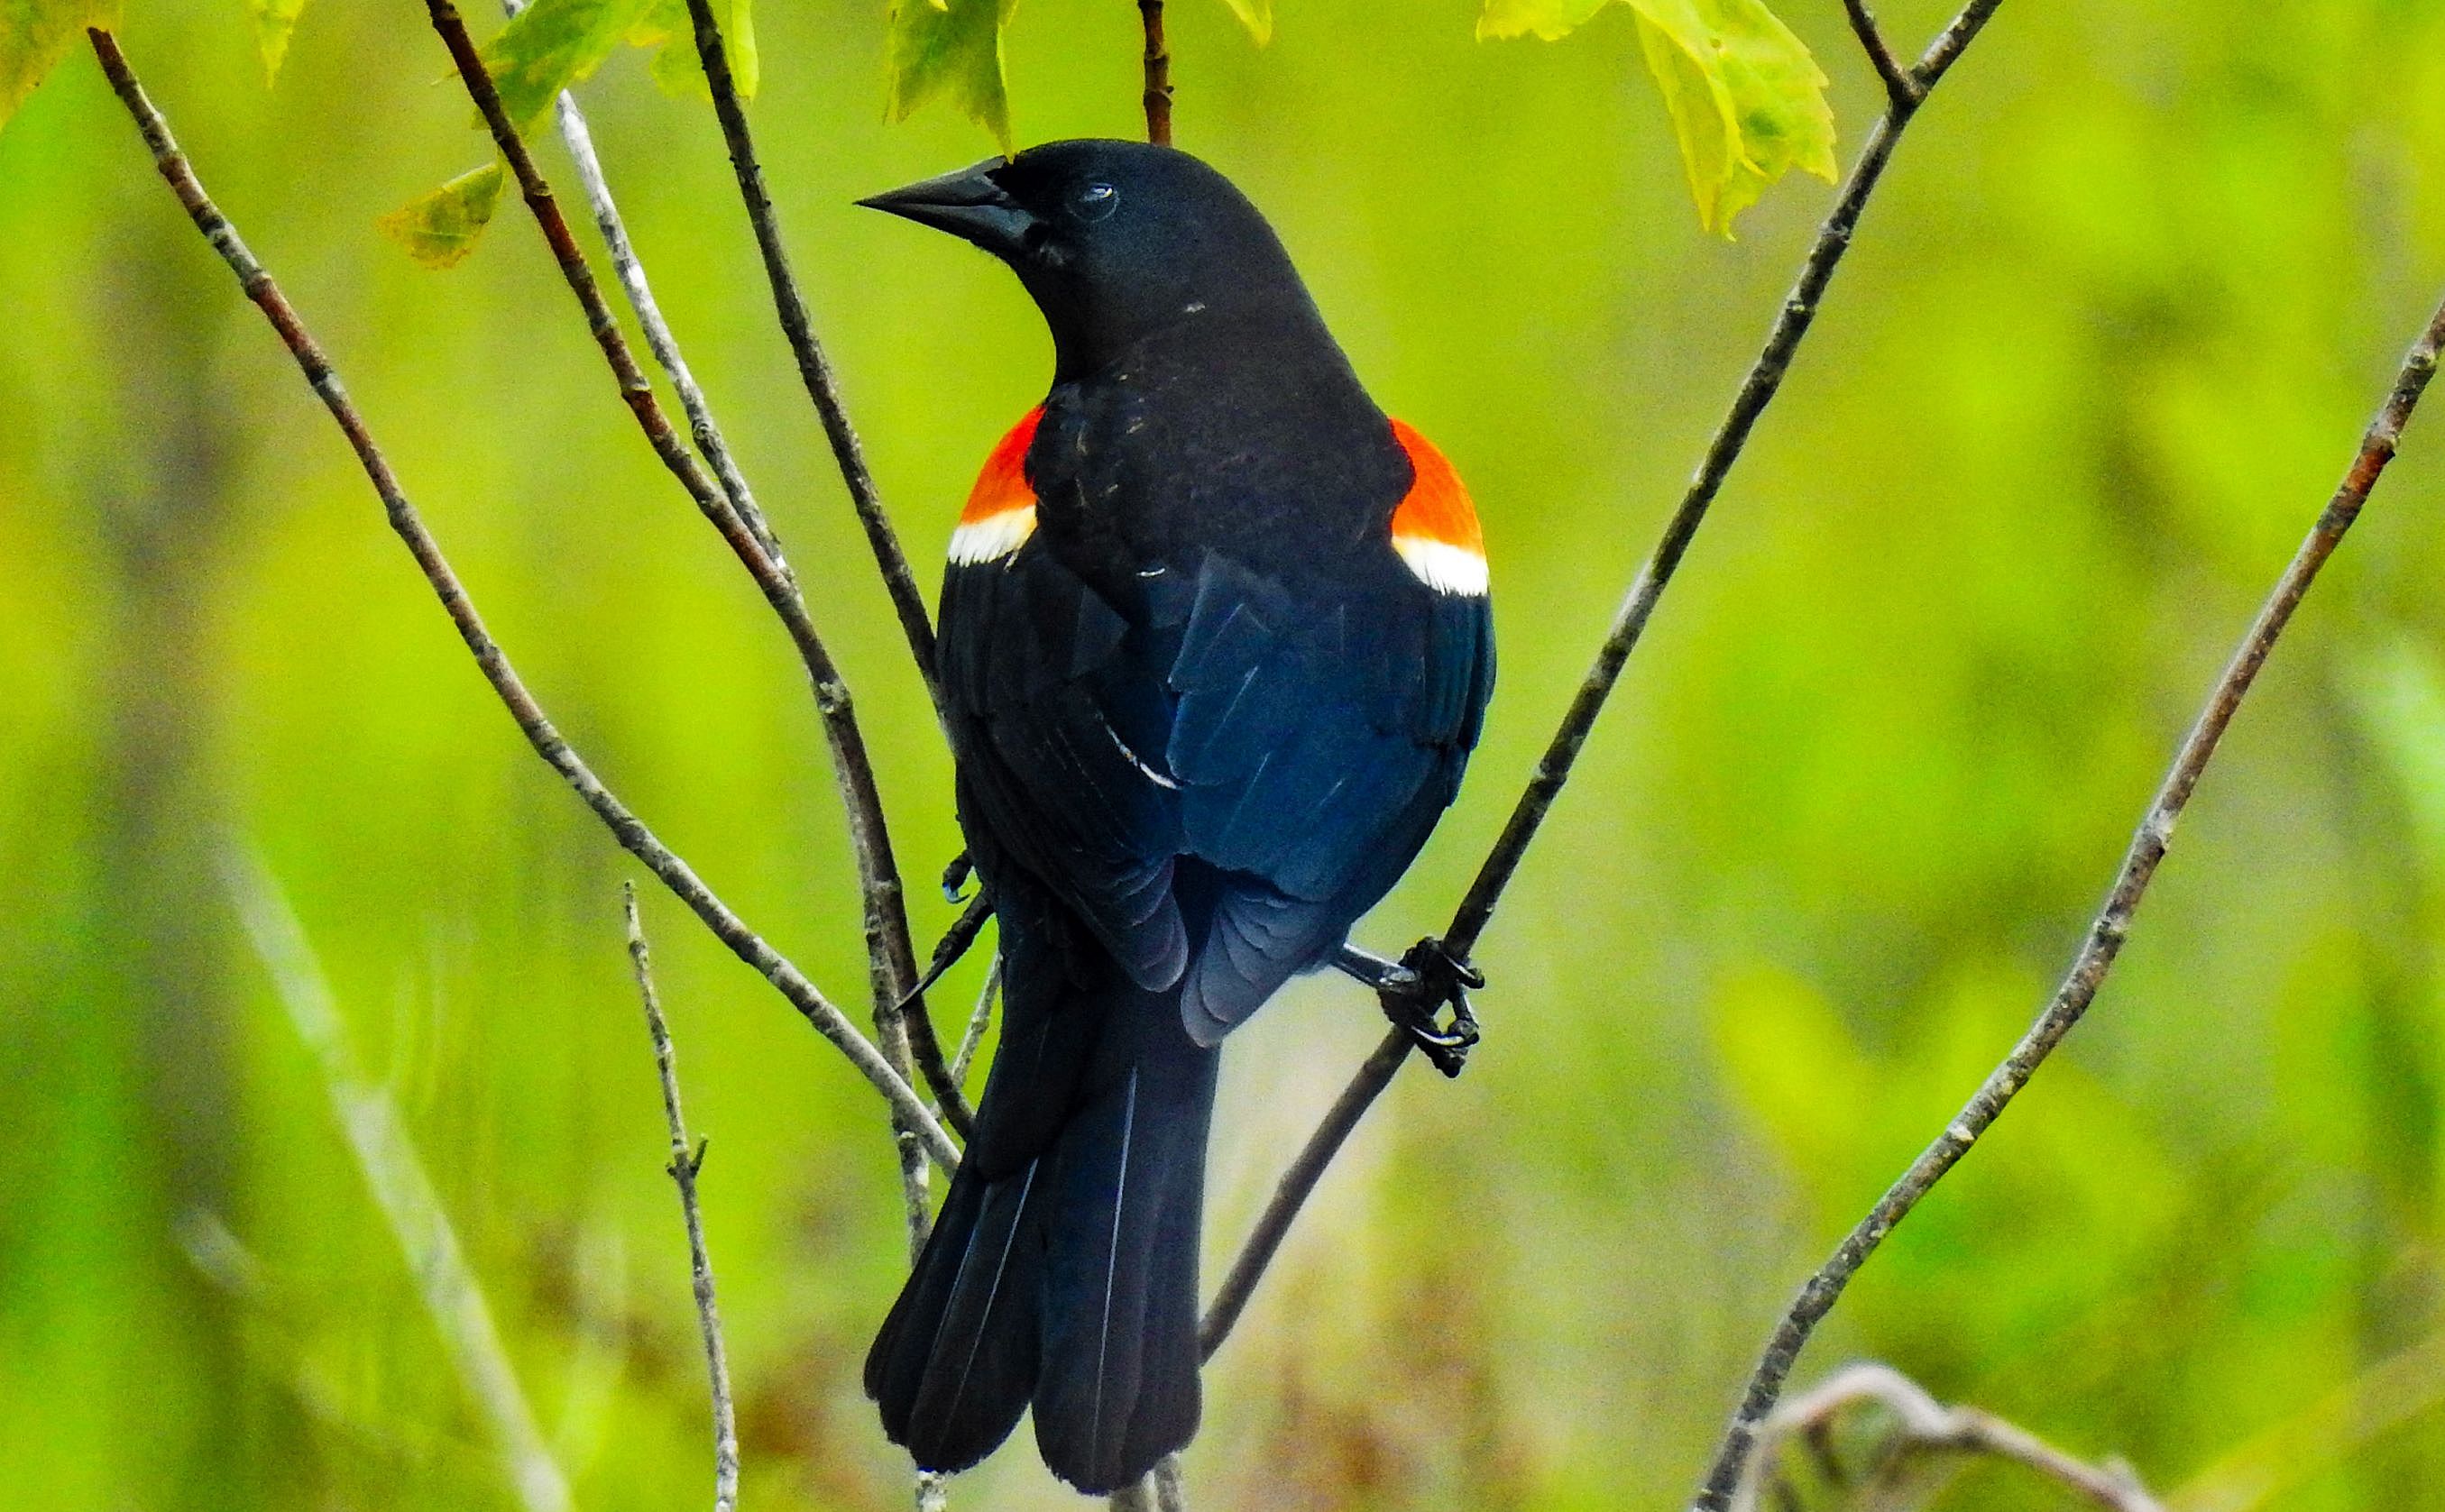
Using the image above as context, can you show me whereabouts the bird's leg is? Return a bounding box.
[1329,941,1405,991]
[896,889,997,1015]
[1332,939,1483,1078]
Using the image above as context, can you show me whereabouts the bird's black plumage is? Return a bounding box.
[860,140,1494,1495]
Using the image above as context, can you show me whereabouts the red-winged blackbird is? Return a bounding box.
[859,140,1494,1495]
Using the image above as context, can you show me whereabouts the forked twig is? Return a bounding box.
[1841,0,1918,110]
[1691,266,2445,1512]
[1199,0,2006,1367]
[86,28,957,1170]
[624,886,741,1512]
[1733,1363,2161,1512]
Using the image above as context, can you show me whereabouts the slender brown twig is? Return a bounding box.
[1691,274,2445,1512]
[1841,0,1918,110]
[1733,1364,2161,1512]
[421,0,974,1150]
[676,0,942,698]
[624,885,741,1512]
[1198,0,2005,1366]
[1139,0,1173,146]
[86,27,958,1171]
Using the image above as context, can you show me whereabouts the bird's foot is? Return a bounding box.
[941,850,977,903]
[1375,937,1483,1079]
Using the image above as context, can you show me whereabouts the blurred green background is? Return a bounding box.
[9,0,2445,1507]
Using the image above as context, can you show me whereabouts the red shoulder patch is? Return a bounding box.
[1388,419,1487,595]
[951,407,1043,564]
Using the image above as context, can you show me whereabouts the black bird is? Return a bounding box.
[859,140,1494,1495]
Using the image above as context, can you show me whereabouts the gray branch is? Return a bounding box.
[624,886,741,1512]
[1732,1363,2161,1512]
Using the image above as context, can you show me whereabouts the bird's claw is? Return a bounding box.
[1376,937,1483,1078]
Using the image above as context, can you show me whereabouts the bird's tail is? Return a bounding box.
[865,961,1218,1495]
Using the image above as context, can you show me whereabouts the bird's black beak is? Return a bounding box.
[858,159,1035,259]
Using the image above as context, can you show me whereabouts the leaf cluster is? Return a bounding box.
[1,0,1835,239]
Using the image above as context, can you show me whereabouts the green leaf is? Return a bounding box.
[0,0,118,133]
[1478,0,1834,236]
[1214,0,1270,46]
[629,0,758,102]
[377,162,507,269]
[246,0,308,84]
[477,0,657,132]
[886,0,1017,153]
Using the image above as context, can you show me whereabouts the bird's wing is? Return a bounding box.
[1164,536,1492,1043]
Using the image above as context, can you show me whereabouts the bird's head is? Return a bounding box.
[859,140,1310,380]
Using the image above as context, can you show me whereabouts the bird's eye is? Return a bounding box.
[1071,181,1119,223]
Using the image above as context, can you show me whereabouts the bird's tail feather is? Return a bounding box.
[866,967,1218,1495]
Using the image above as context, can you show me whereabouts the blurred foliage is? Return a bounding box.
[6,1,2445,1511]
[0,0,116,127]
[380,160,506,269]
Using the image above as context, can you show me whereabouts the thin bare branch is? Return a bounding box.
[624,885,740,1512]
[1733,1364,2161,1512]
[421,0,973,1150]
[1139,0,1173,146]
[949,955,1001,1088]
[229,850,572,1512]
[676,0,942,696]
[1198,0,2007,1366]
[547,88,786,571]
[87,28,958,1170]
[1842,0,1918,109]
[1200,1027,1409,1359]
[1691,273,2445,1512]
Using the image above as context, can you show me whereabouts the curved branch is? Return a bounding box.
[1689,275,2445,1510]
[86,28,958,1171]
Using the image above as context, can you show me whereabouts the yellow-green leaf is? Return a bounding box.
[630,0,758,102]
[246,0,308,84]
[1479,0,1834,237]
[0,0,119,133]
[886,0,1017,153]
[378,162,507,269]
[477,0,657,132]
[1214,0,1270,46]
